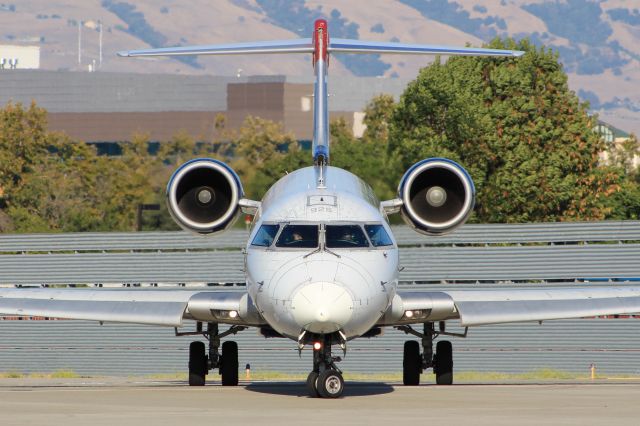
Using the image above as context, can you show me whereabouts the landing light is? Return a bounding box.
[313,342,322,350]
[229,310,238,319]
[403,310,429,321]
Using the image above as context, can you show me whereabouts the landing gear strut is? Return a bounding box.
[306,335,344,398]
[398,322,465,386]
[179,322,245,386]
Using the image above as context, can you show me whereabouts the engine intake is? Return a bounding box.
[398,158,475,235]
[167,158,243,234]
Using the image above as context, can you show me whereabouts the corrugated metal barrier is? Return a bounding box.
[1,221,640,375]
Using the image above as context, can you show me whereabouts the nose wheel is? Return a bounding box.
[306,335,344,398]
[316,369,344,398]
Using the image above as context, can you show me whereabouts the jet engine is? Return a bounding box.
[398,158,475,235]
[166,158,244,234]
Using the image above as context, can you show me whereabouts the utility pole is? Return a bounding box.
[99,20,103,68]
[77,20,82,67]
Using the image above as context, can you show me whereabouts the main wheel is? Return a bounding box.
[188,341,207,386]
[220,340,239,386]
[306,371,320,397]
[434,340,453,385]
[317,370,344,398]
[403,340,421,386]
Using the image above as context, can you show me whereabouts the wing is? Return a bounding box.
[0,288,264,327]
[386,287,640,327]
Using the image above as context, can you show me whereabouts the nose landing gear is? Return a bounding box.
[306,335,344,398]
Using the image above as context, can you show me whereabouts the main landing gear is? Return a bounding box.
[306,335,344,398]
[178,322,246,386]
[398,322,466,386]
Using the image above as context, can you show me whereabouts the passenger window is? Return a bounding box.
[275,225,319,248]
[365,224,393,247]
[251,224,279,247]
[326,225,369,248]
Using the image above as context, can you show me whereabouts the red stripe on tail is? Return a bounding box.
[313,19,328,67]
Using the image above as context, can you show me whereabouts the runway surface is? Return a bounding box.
[1,378,640,426]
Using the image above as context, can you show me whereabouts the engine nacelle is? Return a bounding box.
[166,158,243,234]
[398,158,475,235]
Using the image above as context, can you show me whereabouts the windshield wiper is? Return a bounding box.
[303,224,340,258]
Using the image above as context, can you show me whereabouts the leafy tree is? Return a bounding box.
[230,116,298,199]
[0,103,161,232]
[390,38,623,222]
[330,96,399,201]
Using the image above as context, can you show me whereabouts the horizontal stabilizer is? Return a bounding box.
[118,39,313,57]
[329,38,525,57]
[118,38,523,58]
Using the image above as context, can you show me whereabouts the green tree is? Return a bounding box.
[231,116,298,198]
[390,38,623,222]
[0,102,165,232]
[0,102,50,220]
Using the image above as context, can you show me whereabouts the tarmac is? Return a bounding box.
[1,378,640,426]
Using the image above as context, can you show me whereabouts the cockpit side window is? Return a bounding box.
[326,225,369,248]
[275,224,319,248]
[251,224,280,247]
[364,224,393,247]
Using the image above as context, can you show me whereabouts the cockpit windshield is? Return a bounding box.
[364,224,393,247]
[275,224,319,248]
[251,224,280,247]
[326,225,369,248]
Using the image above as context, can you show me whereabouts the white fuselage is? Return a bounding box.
[245,166,399,340]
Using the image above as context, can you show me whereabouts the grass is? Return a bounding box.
[1,368,638,382]
[140,368,634,382]
[0,369,83,379]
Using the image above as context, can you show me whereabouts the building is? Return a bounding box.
[595,121,639,170]
[0,70,408,146]
[0,45,40,69]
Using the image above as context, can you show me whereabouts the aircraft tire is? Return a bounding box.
[188,341,207,386]
[434,340,453,385]
[403,340,421,385]
[220,341,239,386]
[317,369,344,398]
[306,371,320,397]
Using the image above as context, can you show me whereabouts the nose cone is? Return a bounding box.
[291,282,354,334]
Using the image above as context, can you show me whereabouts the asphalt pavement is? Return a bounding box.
[1,378,639,425]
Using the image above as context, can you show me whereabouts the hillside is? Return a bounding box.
[0,0,638,134]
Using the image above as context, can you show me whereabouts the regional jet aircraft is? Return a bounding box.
[2,19,640,398]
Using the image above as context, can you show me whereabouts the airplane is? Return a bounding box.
[2,19,640,398]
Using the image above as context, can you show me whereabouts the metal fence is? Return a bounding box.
[1,221,639,287]
[1,221,640,375]
[2,319,639,375]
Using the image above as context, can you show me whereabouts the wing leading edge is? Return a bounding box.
[392,287,640,327]
[0,288,264,327]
